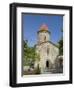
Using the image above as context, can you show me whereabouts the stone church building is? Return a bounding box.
[34,24,59,74]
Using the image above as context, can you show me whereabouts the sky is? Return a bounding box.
[22,13,63,47]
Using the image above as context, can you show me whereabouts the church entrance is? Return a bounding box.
[46,60,49,68]
[44,60,50,73]
[44,60,52,74]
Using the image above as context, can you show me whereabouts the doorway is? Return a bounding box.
[46,60,49,68]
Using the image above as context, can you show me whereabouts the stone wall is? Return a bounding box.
[35,41,59,73]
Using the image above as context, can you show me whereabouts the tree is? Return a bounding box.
[58,30,63,55]
[23,40,40,66]
[58,39,63,55]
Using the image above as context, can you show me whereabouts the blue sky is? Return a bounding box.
[22,13,63,47]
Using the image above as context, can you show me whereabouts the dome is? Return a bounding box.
[40,24,48,30]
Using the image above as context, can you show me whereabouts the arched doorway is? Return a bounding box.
[46,60,49,68]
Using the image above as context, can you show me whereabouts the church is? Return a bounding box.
[34,24,59,74]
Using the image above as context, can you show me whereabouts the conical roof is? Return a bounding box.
[40,24,48,30]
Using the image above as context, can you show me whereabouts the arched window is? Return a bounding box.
[44,36,46,41]
[47,47,49,55]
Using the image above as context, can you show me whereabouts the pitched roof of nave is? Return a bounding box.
[35,41,59,48]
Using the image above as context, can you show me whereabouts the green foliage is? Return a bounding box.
[23,40,40,66]
[58,30,63,55]
[59,39,63,55]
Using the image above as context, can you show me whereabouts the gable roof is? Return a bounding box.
[35,41,59,48]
